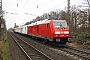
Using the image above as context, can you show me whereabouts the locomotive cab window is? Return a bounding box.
[47,23,50,28]
[53,21,67,28]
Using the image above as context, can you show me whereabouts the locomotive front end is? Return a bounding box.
[53,20,71,44]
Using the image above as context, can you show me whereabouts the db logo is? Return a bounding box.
[61,31,63,34]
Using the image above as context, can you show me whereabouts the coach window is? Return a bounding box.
[47,23,50,28]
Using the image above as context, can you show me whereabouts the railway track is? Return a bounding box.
[9,32,90,60]
[10,33,52,60]
[60,46,90,60]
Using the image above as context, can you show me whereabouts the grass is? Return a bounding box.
[0,41,2,60]
[0,31,11,60]
[1,41,11,60]
[69,39,90,50]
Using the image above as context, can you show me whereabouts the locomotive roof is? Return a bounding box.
[18,19,66,28]
[52,20,66,22]
[30,19,48,26]
[30,19,66,26]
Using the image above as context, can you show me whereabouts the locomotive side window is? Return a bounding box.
[47,23,50,28]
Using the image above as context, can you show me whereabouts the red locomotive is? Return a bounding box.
[14,19,71,46]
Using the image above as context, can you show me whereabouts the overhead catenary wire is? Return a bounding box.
[38,1,67,16]
[17,0,29,15]
[33,0,55,16]
[6,0,67,16]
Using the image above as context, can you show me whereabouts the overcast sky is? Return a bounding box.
[2,0,83,29]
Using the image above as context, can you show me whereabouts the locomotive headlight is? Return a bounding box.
[55,32,60,34]
[64,31,69,34]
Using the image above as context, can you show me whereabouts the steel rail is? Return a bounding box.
[10,34,32,60]
[60,46,90,60]
[10,33,53,60]
[66,46,90,55]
